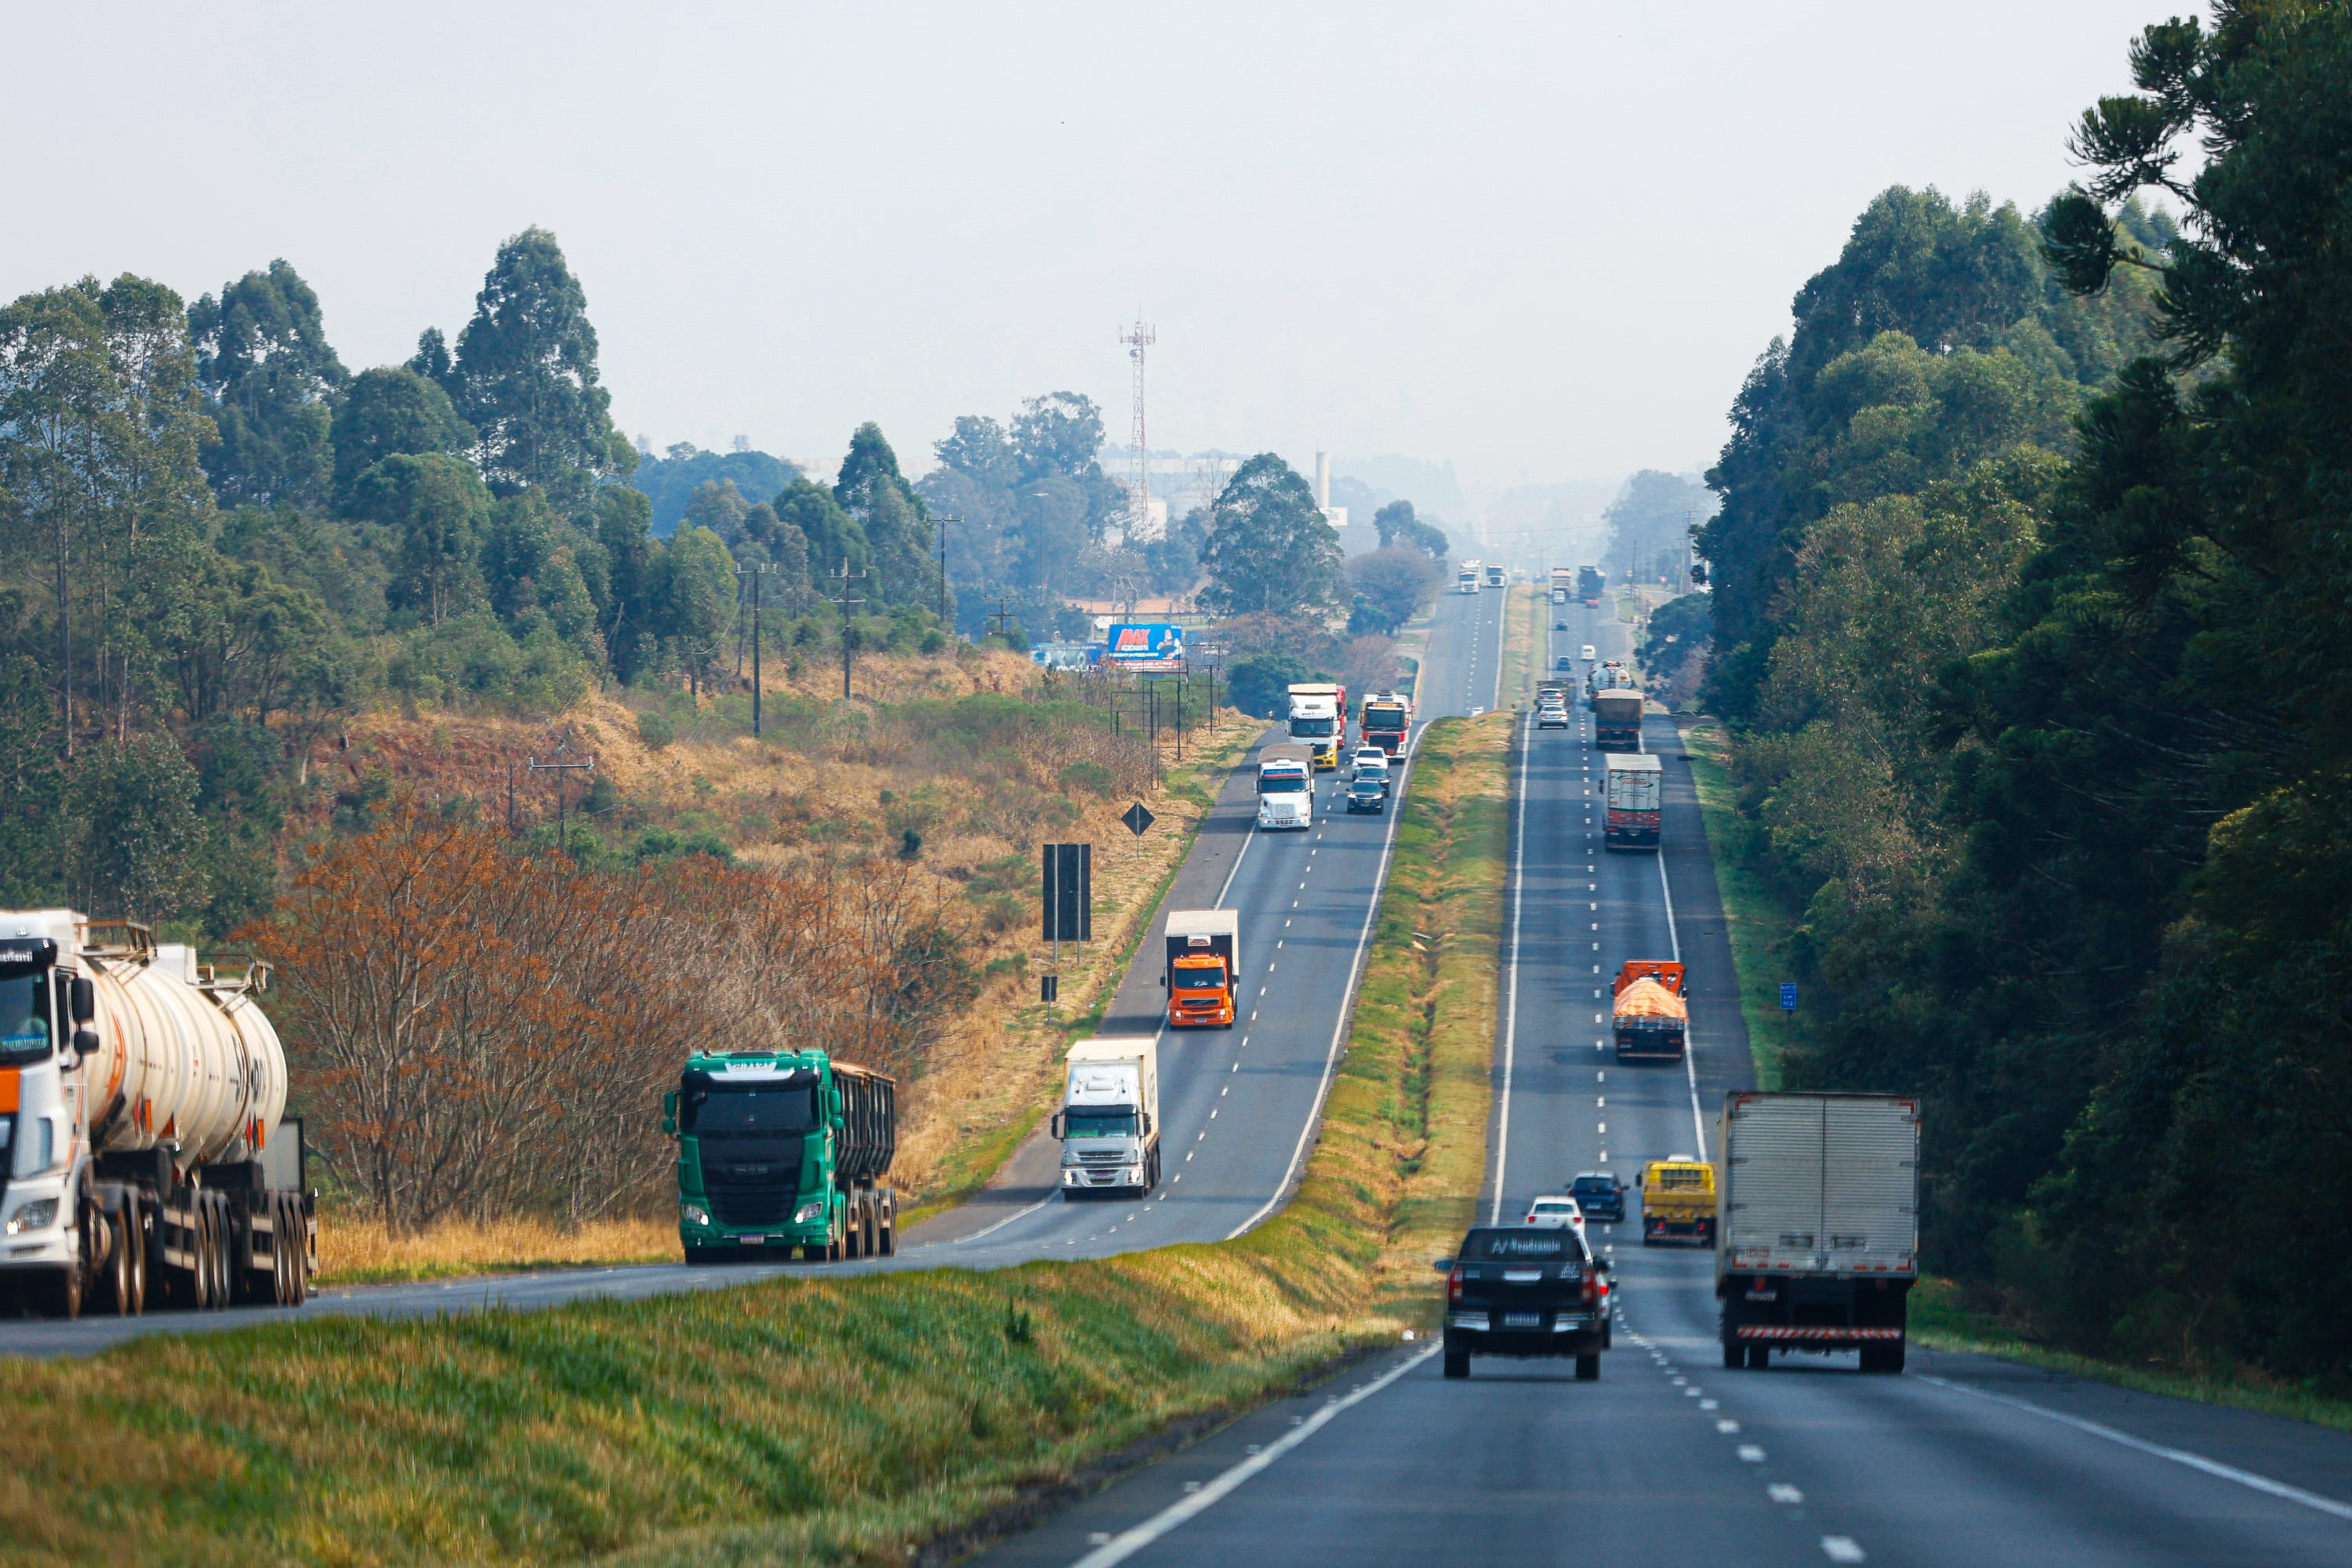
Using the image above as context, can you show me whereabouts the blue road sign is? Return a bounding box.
[1780,983,1798,1011]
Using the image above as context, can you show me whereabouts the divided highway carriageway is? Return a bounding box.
[971,593,2352,1568]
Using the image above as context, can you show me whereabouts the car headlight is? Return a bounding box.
[5,1199,58,1236]
[1125,1167,1143,1183]
[793,1199,827,1224]
[680,1203,710,1226]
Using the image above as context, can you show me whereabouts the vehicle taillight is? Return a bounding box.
[1581,1272,1599,1305]
[1448,1265,1465,1304]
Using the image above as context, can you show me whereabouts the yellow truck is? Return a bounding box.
[1639,1157,1717,1247]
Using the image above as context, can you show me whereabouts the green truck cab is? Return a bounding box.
[663,1051,897,1263]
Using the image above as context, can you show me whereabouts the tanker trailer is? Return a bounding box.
[0,911,312,1319]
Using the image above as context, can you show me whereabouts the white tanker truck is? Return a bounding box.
[0,909,312,1318]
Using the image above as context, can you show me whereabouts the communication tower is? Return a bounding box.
[1120,317,1156,540]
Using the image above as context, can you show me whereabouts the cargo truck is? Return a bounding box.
[0,912,312,1319]
[1457,561,1482,594]
[1594,688,1645,751]
[1053,1037,1160,1195]
[667,1050,897,1262]
[1551,565,1573,603]
[1605,752,1662,848]
[1715,1092,1920,1374]
[1359,691,1410,757]
[1163,909,1239,1029]
[1639,1156,1717,1247]
[1613,959,1687,1062]
[1484,564,1507,589]
[1577,565,1606,607]
[1257,742,1314,830]
[1286,682,1347,769]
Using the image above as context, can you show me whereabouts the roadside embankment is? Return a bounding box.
[0,715,1511,1568]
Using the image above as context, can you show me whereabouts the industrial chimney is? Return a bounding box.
[1315,452,1331,510]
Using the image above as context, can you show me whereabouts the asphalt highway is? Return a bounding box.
[972,593,2352,1568]
[0,587,1513,1359]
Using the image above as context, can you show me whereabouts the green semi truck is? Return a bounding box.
[664,1051,897,1262]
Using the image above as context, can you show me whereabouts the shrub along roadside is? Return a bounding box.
[0,715,1511,1568]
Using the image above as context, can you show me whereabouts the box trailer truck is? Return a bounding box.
[1163,909,1239,1029]
[1605,752,1662,848]
[1716,1091,1921,1374]
[1054,1037,1160,1196]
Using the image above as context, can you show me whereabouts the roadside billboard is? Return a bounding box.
[1105,622,1185,672]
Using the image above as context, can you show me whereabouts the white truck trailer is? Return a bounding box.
[1457,561,1482,595]
[1716,1091,1920,1374]
[1052,1037,1160,1196]
[0,912,312,1319]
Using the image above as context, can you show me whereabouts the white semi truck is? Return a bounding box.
[0,911,312,1319]
[1457,561,1482,595]
[1716,1091,1920,1374]
[1052,1037,1160,1196]
[1257,742,1314,830]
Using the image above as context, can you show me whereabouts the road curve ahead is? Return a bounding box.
[0,590,1513,1359]
[967,593,2352,1568]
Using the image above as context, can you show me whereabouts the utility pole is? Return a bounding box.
[931,511,959,627]
[528,735,595,857]
[737,562,775,735]
[987,600,1015,644]
[826,561,869,701]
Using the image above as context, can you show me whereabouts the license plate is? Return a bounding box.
[1503,1312,1543,1329]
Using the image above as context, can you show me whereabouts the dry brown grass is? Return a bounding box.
[317,1215,680,1285]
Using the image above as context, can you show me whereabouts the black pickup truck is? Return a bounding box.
[1436,1225,1610,1380]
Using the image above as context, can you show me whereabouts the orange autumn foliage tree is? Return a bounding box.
[260,808,976,1229]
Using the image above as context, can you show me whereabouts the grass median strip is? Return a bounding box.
[0,715,1510,1568]
[1679,718,1798,1090]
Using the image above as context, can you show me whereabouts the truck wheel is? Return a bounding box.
[1575,1353,1600,1381]
[124,1194,147,1315]
[1747,1344,1771,1370]
[1860,1342,1906,1374]
[879,1225,895,1257]
[1443,1350,1470,1380]
[98,1208,133,1316]
[1722,1338,1744,1370]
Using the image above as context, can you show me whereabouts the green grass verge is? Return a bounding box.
[1908,1277,2352,1435]
[1679,719,1798,1089]
[0,717,1512,1568]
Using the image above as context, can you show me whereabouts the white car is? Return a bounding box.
[1526,1195,1587,1240]
[1468,706,1486,717]
[1581,644,1596,662]
[1348,746,1390,779]
[1537,702,1570,730]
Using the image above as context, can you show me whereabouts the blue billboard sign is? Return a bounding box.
[1105,622,1185,672]
[1780,983,1798,1011]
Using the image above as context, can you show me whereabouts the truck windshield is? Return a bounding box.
[681,1083,821,1136]
[0,974,52,1065]
[1174,963,1227,989]
[1288,718,1334,738]
[1653,1167,1711,1190]
[1260,773,1307,793]
[1065,1110,1138,1138]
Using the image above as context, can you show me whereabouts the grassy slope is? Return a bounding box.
[0,716,1511,1568]
[1678,719,1795,1089]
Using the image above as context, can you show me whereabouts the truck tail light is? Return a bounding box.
[1448,1265,1465,1304]
[1581,1272,1599,1305]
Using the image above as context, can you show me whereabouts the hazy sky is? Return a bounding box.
[5,2,2169,490]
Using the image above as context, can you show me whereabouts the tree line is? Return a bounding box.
[0,227,949,934]
[1697,3,2352,1384]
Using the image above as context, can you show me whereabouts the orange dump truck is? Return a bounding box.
[1613,960,1688,1062]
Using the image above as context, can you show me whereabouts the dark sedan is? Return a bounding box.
[1435,1225,1608,1380]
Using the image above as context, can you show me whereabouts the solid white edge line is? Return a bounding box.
[941,1192,1057,1247]
[1655,775,1707,1163]
[1490,704,1531,1224]
[1225,721,1418,1240]
[1915,1374,2352,1522]
[1069,1345,1443,1568]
